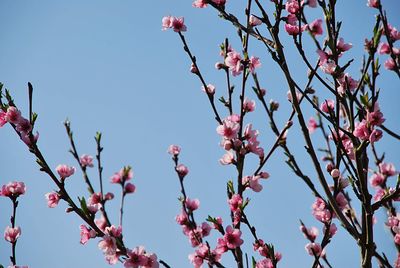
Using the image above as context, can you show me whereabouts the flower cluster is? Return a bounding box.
[0,106,38,146]
[353,102,385,143]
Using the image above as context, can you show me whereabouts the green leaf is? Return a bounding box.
[95,132,102,144]
[360,93,369,107]
[227,180,235,194]
[252,256,257,268]
[79,196,90,216]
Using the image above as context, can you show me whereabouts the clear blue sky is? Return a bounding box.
[0,1,399,267]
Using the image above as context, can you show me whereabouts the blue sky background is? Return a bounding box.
[0,1,399,267]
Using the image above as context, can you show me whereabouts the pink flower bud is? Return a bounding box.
[45,192,60,208]
[80,154,94,168]
[249,15,262,27]
[56,164,75,180]
[124,183,136,194]
[190,63,198,74]
[167,144,181,156]
[4,226,21,243]
[105,192,114,200]
[176,164,189,178]
[5,106,21,124]
[330,169,340,179]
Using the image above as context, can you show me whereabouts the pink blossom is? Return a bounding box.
[222,225,243,249]
[171,17,186,32]
[367,0,379,8]
[228,194,243,212]
[87,202,102,214]
[16,118,32,134]
[249,56,261,73]
[185,226,204,247]
[387,24,400,41]
[353,120,370,140]
[337,73,358,95]
[79,224,96,244]
[98,235,117,255]
[369,129,383,143]
[167,144,181,156]
[384,58,396,70]
[284,23,307,35]
[105,254,119,265]
[201,222,211,237]
[312,198,332,223]
[285,0,300,14]
[287,90,302,103]
[373,188,386,201]
[175,210,188,225]
[20,131,39,146]
[185,198,200,211]
[244,124,258,141]
[378,42,390,54]
[317,49,330,65]
[125,182,136,194]
[320,99,335,113]
[225,50,243,76]
[216,119,240,139]
[88,192,102,205]
[189,244,208,267]
[110,167,133,184]
[243,98,256,112]
[192,0,208,8]
[124,246,148,268]
[249,15,262,26]
[0,181,26,197]
[300,226,319,241]
[161,16,173,30]
[337,38,352,53]
[366,103,385,126]
[370,173,385,187]
[95,216,107,232]
[308,117,318,133]
[256,258,274,268]
[5,106,21,124]
[56,164,75,179]
[335,192,348,209]
[80,154,94,168]
[142,253,159,268]
[0,111,7,127]
[253,239,269,257]
[45,192,60,208]
[308,19,323,36]
[325,223,337,237]
[105,225,123,238]
[219,151,235,165]
[320,61,336,74]
[286,14,298,25]
[202,84,216,95]
[4,226,21,243]
[379,162,396,177]
[176,164,189,178]
[395,234,400,245]
[243,175,263,192]
[305,242,322,256]
[227,113,241,123]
